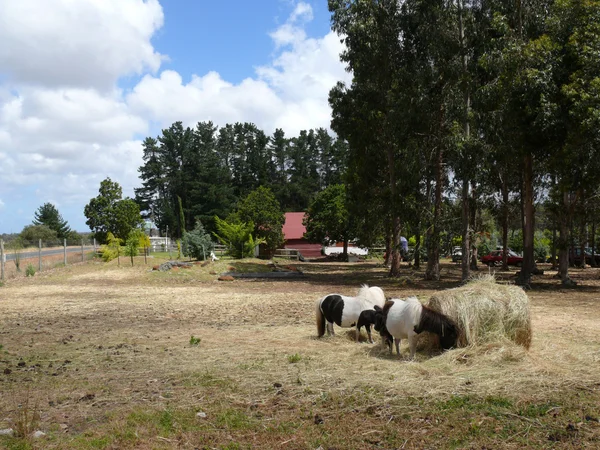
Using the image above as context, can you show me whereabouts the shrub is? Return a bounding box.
[213,216,264,259]
[101,232,122,262]
[182,221,215,261]
[25,264,36,277]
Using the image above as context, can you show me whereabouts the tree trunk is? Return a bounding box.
[390,215,402,276]
[579,215,586,269]
[414,228,421,269]
[591,221,596,268]
[343,238,349,261]
[558,190,573,285]
[425,148,443,280]
[384,229,392,267]
[550,226,557,270]
[501,176,509,270]
[459,0,471,282]
[470,182,479,271]
[518,153,534,286]
[386,142,402,277]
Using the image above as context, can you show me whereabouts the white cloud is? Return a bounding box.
[0,0,164,90]
[0,0,350,232]
[128,6,350,136]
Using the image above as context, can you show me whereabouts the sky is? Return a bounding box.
[0,0,351,233]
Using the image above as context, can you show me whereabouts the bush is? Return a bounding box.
[182,220,215,261]
[100,233,122,262]
[213,217,264,259]
[25,264,36,277]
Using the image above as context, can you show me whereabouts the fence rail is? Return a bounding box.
[273,248,300,260]
[0,238,97,282]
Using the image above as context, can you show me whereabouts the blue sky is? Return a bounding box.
[0,0,350,234]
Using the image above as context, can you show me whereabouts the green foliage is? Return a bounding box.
[20,224,58,243]
[84,178,143,243]
[236,186,285,257]
[213,216,264,259]
[189,335,201,346]
[100,232,122,262]
[182,220,214,261]
[25,264,36,277]
[33,202,71,240]
[304,184,350,248]
[124,230,144,266]
[287,353,302,363]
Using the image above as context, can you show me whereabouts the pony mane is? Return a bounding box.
[356,284,371,299]
[416,305,458,337]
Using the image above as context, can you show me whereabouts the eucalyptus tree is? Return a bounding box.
[329,0,410,276]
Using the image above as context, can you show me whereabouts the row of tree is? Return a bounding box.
[327,0,600,285]
[134,122,347,239]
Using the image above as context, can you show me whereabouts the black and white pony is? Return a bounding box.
[383,297,458,359]
[316,285,386,342]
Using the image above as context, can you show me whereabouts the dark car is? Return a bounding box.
[569,248,599,266]
[481,250,523,267]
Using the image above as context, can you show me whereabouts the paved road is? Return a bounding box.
[1,246,95,261]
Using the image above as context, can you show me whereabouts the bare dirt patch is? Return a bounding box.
[0,259,599,449]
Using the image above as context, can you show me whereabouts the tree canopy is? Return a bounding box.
[33,203,71,240]
[84,178,143,244]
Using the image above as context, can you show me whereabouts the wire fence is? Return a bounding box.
[0,237,97,282]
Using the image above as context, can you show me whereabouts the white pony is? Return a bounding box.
[384,297,458,359]
[316,285,386,342]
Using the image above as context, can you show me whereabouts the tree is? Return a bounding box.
[236,186,285,257]
[20,224,58,243]
[84,178,143,243]
[123,229,143,266]
[33,203,71,239]
[304,185,352,258]
[182,220,215,261]
[213,216,264,259]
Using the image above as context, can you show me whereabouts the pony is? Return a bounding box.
[383,297,458,359]
[316,285,386,342]
[358,305,394,347]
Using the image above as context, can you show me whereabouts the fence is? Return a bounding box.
[0,237,97,282]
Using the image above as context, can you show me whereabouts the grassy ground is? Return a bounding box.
[0,257,599,449]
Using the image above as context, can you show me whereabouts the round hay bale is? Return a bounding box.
[426,275,531,349]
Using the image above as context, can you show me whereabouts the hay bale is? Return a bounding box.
[426,275,532,349]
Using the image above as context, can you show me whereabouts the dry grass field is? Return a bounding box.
[1,257,599,449]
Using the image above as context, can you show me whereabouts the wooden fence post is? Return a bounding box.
[0,239,5,282]
[39,239,42,272]
[81,240,84,262]
[63,239,67,266]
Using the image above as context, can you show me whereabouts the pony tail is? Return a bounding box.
[316,298,326,337]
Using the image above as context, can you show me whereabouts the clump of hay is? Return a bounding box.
[425,275,532,349]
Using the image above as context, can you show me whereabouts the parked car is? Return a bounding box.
[569,248,598,266]
[451,246,462,263]
[481,250,523,267]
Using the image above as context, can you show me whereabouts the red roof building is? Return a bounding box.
[282,212,322,258]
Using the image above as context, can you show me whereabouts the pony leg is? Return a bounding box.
[395,338,401,357]
[355,325,360,342]
[408,335,417,360]
[366,325,373,344]
[328,322,335,336]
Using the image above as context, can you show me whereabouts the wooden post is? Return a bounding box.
[93,238,97,254]
[81,240,84,262]
[1,239,5,282]
[39,239,42,272]
[144,245,147,264]
[63,239,67,266]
